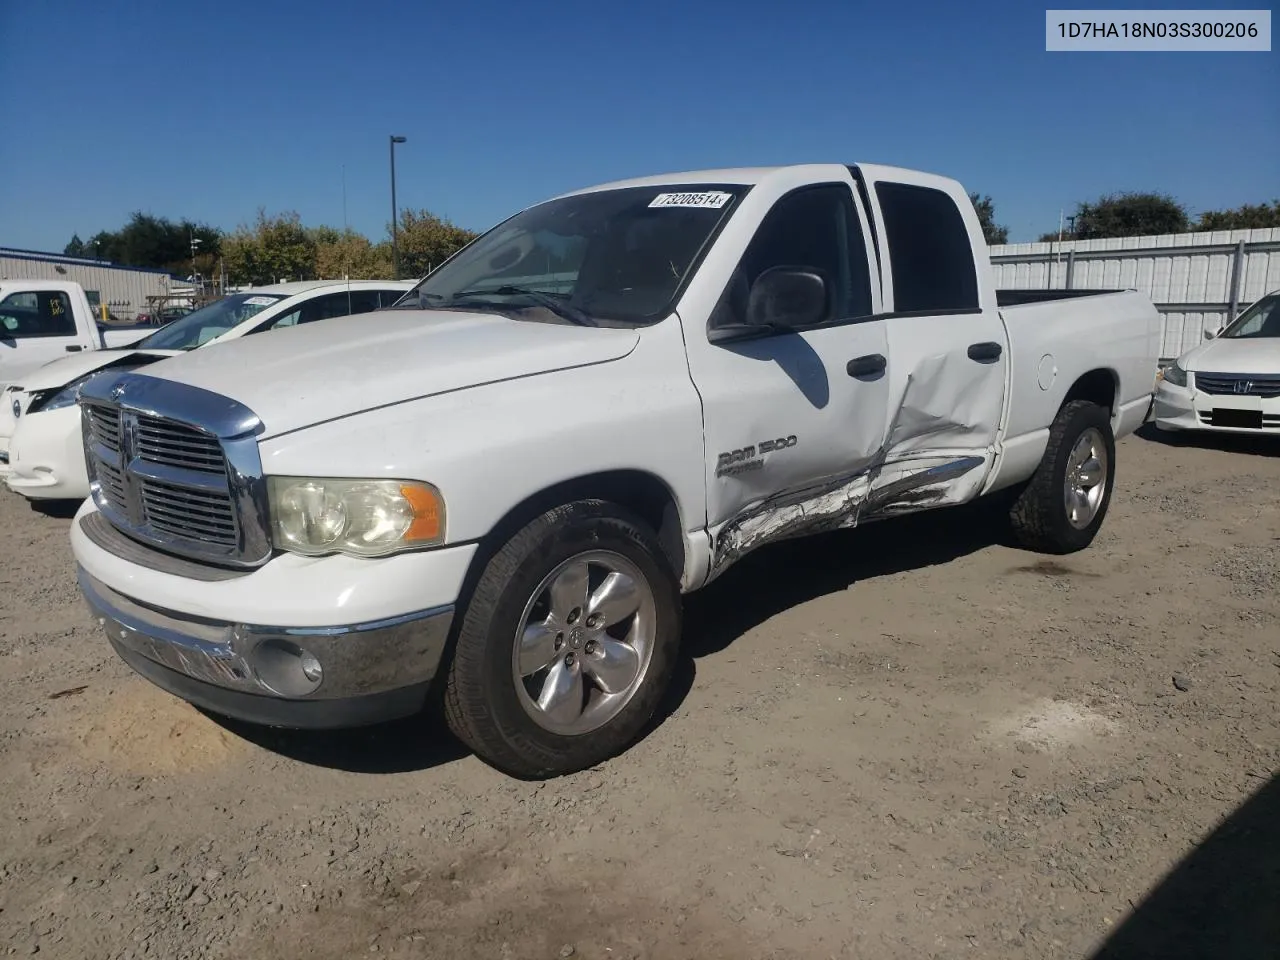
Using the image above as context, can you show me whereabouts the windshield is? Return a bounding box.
[134,293,286,350]
[397,184,747,326]
[1220,292,1280,339]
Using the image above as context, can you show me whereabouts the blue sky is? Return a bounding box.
[1,0,1275,251]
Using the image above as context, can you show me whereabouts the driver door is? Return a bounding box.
[680,177,892,571]
[0,289,83,393]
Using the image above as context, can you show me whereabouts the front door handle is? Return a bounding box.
[967,341,1003,364]
[65,345,83,352]
[847,353,887,379]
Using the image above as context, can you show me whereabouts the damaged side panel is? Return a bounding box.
[706,350,1004,581]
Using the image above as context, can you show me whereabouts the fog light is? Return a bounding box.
[300,652,323,684]
[252,639,324,697]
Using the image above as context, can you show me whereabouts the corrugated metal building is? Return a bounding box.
[0,247,174,321]
[989,228,1280,360]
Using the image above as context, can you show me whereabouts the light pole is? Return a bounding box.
[389,135,407,279]
[190,234,202,286]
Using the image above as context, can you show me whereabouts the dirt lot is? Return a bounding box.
[1,426,1276,960]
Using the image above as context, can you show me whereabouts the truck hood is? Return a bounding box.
[141,309,641,438]
[20,349,181,392]
[1181,336,1280,375]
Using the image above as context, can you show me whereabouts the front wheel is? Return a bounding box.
[443,500,682,778]
[1009,400,1117,554]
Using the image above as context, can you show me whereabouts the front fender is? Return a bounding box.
[256,323,708,564]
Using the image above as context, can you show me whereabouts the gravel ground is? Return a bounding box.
[1,425,1276,960]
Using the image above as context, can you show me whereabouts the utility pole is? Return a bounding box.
[389,135,407,279]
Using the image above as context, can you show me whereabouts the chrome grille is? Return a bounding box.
[1194,372,1280,398]
[141,477,238,545]
[86,404,121,451]
[136,415,227,474]
[95,458,129,506]
[77,373,271,569]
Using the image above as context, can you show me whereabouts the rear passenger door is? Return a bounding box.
[859,172,1008,510]
[0,289,84,393]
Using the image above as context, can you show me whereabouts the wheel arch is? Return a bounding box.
[475,469,689,585]
[1061,367,1119,419]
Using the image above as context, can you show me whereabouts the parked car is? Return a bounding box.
[1,280,158,470]
[0,280,154,394]
[136,305,193,326]
[69,163,1161,778]
[1154,288,1280,435]
[2,279,413,500]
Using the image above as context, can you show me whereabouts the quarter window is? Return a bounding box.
[875,182,979,313]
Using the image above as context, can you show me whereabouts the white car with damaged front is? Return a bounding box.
[3,279,412,501]
[1155,289,1280,436]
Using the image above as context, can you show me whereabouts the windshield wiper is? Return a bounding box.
[448,286,597,327]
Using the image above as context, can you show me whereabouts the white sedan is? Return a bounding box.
[1154,289,1280,436]
[2,278,413,501]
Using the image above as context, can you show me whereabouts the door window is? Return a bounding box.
[264,290,387,332]
[0,291,77,338]
[709,184,874,330]
[875,182,979,313]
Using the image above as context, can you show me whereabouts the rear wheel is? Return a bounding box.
[1009,400,1116,554]
[443,500,681,778]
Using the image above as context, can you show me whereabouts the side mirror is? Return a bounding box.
[745,266,828,330]
[1204,328,1217,340]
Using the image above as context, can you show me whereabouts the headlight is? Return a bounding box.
[267,477,445,557]
[27,370,114,415]
[28,381,84,414]
[1162,361,1188,388]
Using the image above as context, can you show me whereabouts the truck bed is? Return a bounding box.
[985,288,1162,495]
[996,288,1124,307]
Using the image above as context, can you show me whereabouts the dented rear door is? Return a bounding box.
[855,170,1007,515]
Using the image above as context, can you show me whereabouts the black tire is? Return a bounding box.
[442,499,682,779]
[1009,400,1117,554]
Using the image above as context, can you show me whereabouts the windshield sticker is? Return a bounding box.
[648,191,733,209]
[243,296,279,306]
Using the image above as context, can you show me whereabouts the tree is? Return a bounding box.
[968,193,1009,245]
[394,209,479,279]
[311,227,394,280]
[1070,192,1189,239]
[73,214,222,272]
[63,234,87,258]
[222,210,317,285]
[1197,200,1280,231]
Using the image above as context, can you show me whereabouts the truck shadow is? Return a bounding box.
[681,497,1013,660]
[1088,771,1279,960]
[26,498,82,520]
[1135,421,1278,458]
[214,498,1007,775]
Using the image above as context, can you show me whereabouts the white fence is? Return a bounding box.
[988,228,1280,360]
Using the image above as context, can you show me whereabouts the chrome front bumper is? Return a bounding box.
[78,567,454,728]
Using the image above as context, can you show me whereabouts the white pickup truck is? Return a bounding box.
[0,279,153,390]
[1,280,154,464]
[70,163,1161,778]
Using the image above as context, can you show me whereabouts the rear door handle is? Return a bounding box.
[846,353,887,379]
[967,341,1003,364]
[65,345,83,352]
